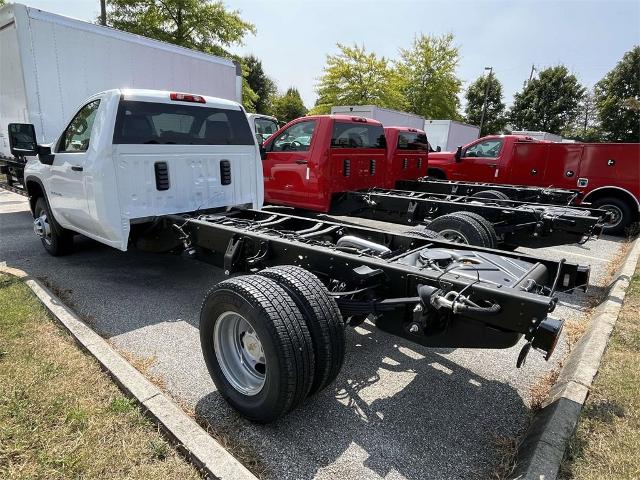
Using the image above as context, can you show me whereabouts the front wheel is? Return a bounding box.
[33,197,74,256]
[200,275,315,423]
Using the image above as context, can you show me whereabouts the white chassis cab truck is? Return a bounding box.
[9,89,589,423]
[20,89,262,253]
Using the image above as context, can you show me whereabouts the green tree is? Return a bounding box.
[106,0,255,56]
[464,72,507,135]
[243,55,277,114]
[509,65,585,134]
[562,89,602,141]
[105,0,257,109]
[310,43,405,115]
[397,33,462,119]
[272,88,307,123]
[594,46,640,142]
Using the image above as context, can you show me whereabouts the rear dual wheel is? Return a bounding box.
[427,212,497,248]
[200,267,344,423]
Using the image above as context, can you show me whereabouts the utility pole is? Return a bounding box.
[100,0,107,26]
[478,66,493,137]
[528,64,536,83]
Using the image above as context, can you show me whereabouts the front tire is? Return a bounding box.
[33,197,74,256]
[200,275,315,423]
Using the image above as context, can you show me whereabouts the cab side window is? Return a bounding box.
[59,100,101,152]
[464,139,503,158]
[271,121,317,152]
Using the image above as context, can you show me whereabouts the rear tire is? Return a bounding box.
[427,213,492,247]
[259,265,345,396]
[200,275,315,423]
[457,211,498,249]
[34,197,74,256]
[406,227,443,240]
[590,197,634,236]
[470,190,509,201]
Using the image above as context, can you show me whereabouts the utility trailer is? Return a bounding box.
[331,188,610,249]
[396,178,581,205]
[10,88,591,423]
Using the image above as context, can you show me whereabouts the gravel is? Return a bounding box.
[0,189,628,479]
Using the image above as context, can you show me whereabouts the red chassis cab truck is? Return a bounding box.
[426,135,640,234]
[261,115,427,212]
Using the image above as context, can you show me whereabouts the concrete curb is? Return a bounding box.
[0,264,258,480]
[510,236,640,480]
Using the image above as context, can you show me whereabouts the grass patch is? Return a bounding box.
[0,274,202,479]
[560,264,640,479]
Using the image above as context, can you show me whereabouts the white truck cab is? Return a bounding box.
[10,89,263,253]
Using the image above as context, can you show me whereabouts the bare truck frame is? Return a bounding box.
[397,178,581,205]
[160,207,589,422]
[329,188,610,249]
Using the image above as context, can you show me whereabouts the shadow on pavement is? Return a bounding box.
[195,324,527,480]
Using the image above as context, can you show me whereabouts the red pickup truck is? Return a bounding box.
[261,115,427,212]
[427,135,640,234]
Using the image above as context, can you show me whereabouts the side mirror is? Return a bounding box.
[259,144,267,160]
[436,146,442,152]
[454,146,463,162]
[8,123,38,156]
[37,145,55,165]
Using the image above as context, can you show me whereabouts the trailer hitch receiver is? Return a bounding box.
[517,317,564,367]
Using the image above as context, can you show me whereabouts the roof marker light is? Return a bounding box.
[170,92,206,103]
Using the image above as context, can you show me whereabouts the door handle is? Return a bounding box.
[488,163,497,168]
[294,159,308,165]
[71,165,83,172]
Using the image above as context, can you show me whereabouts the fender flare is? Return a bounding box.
[24,175,49,216]
[583,186,640,212]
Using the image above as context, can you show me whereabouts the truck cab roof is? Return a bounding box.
[118,89,243,110]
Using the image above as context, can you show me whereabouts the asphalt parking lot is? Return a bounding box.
[0,188,628,479]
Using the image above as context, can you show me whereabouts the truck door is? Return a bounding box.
[454,138,504,182]
[48,99,101,233]
[263,119,317,209]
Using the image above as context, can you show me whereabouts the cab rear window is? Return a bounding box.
[331,122,386,149]
[397,131,429,151]
[113,100,254,145]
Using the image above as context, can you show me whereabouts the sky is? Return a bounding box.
[17,0,640,110]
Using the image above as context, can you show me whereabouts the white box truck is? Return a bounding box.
[0,3,242,185]
[511,131,563,142]
[330,105,425,130]
[423,120,479,152]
